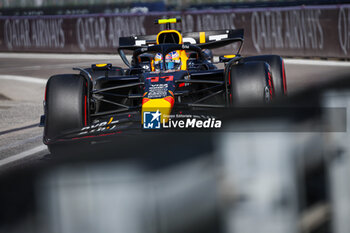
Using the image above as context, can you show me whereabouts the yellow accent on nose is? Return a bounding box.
[96,63,107,67]
[142,98,173,124]
[199,32,206,43]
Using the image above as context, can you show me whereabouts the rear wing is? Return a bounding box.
[119,28,244,50]
[183,28,244,49]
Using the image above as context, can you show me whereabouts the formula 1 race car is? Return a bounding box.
[41,17,287,149]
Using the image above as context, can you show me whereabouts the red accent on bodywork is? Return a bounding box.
[146,76,174,82]
[179,83,185,87]
[268,71,275,97]
[84,95,87,126]
[164,96,175,107]
[142,98,150,105]
[267,72,274,100]
[70,132,119,140]
[228,70,231,85]
[163,75,174,81]
[282,60,287,95]
[151,76,159,82]
[44,86,47,101]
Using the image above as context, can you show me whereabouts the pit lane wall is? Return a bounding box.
[1,5,350,58]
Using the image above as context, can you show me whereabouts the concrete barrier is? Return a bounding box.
[1,5,350,58]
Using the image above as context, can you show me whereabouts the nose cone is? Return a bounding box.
[141,97,174,124]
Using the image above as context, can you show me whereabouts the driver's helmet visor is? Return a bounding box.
[154,51,181,70]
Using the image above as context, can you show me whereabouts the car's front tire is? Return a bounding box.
[44,74,88,149]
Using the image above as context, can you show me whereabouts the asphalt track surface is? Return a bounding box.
[0,53,350,172]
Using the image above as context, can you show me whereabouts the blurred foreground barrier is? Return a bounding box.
[2,82,350,233]
[217,80,350,233]
[0,133,221,233]
[2,77,350,232]
[1,4,350,58]
[322,90,350,233]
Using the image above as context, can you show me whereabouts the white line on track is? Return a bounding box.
[0,74,47,167]
[0,75,47,84]
[0,134,43,153]
[0,145,47,167]
[0,52,124,60]
[284,58,350,67]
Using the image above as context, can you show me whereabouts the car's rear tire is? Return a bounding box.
[228,61,274,105]
[44,74,88,147]
[243,55,287,96]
